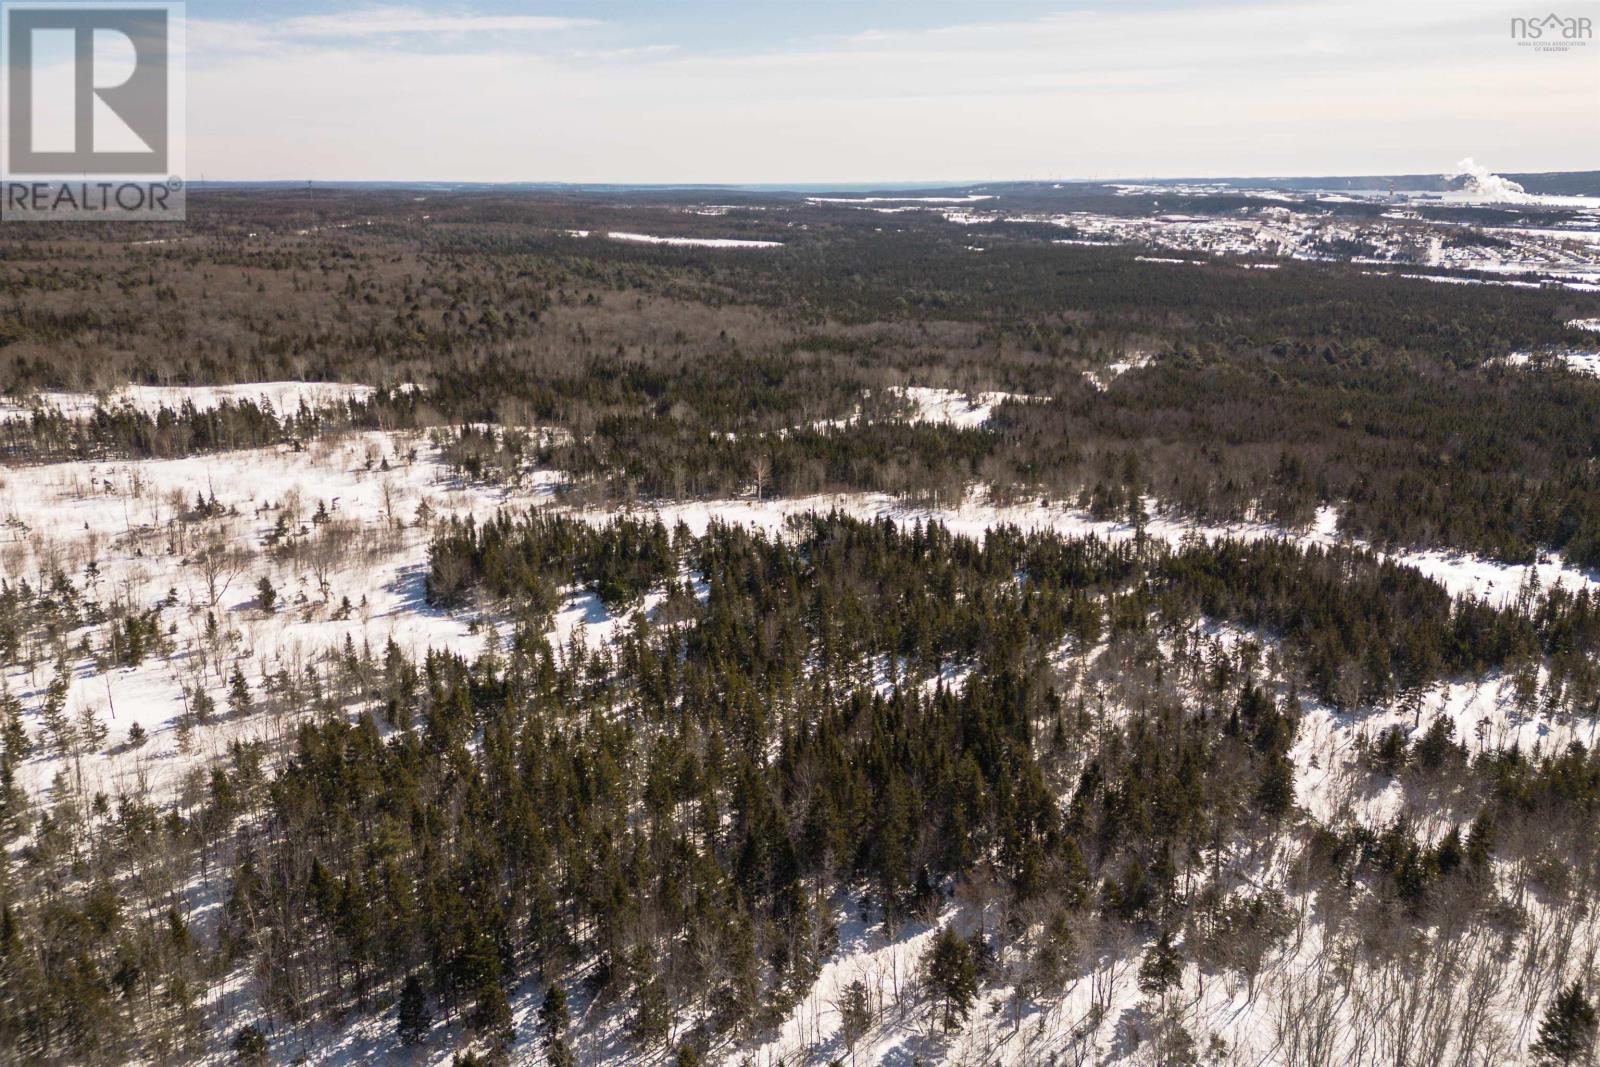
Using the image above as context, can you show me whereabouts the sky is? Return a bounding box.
[174,0,1599,183]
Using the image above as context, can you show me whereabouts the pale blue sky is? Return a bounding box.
[179,1,1599,182]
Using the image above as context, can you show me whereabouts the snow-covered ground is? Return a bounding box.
[6,429,1592,816]
[800,386,1042,434]
[1085,352,1153,390]
[570,230,784,248]
[0,429,556,804]
[1503,350,1600,376]
[889,385,1041,427]
[925,177,1600,288]
[1292,670,1600,830]
[0,381,377,422]
[806,194,993,205]
[580,494,1594,605]
[5,424,1597,1067]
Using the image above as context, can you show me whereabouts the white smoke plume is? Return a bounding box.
[1445,158,1530,202]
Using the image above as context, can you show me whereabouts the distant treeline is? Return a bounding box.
[3,191,1599,568]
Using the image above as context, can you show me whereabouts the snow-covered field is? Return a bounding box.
[1085,352,1153,390]
[798,386,1041,434]
[890,385,1042,427]
[965,204,1600,287]
[806,194,994,205]
[0,381,376,422]
[567,230,784,248]
[0,430,533,804]
[1503,350,1600,376]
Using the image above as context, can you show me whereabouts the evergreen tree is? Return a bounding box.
[472,979,513,1046]
[540,982,575,1066]
[1255,750,1295,820]
[539,983,569,1043]
[924,926,978,1032]
[0,691,29,761]
[397,974,431,1047]
[75,703,108,753]
[840,978,872,1061]
[1466,810,1496,868]
[229,668,252,718]
[39,657,74,756]
[1138,930,1183,998]
[1533,982,1597,1067]
[231,1024,268,1064]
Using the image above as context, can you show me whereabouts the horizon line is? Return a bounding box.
[182,167,1598,193]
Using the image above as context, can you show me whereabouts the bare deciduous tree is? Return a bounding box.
[194,535,249,608]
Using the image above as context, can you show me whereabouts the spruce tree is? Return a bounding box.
[1138,930,1183,998]
[541,982,575,1066]
[229,668,253,718]
[840,978,871,1060]
[924,926,978,1032]
[0,691,29,761]
[1533,982,1597,1067]
[1255,750,1295,820]
[39,657,74,757]
[75,704,108,753]
[471,978,512,1047]
[397,974,431,1047]
[231,1024,268,1064]
[539,983,568,1043]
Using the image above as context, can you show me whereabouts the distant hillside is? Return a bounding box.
[1179,171,1600,196]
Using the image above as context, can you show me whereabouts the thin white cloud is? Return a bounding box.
[284,9,597,37]
[185,0,1600,182]
[274,7,597,38]
[566,44,679,62]
[186,7,601,59]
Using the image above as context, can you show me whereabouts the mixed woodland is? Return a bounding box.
[1,189,1599,1064]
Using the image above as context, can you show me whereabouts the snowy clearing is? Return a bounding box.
[806,194,993,204]
[1085,352,1154,390]
[603,231,784,248]
[0,381,377,423]
[888,385,1043,428]
[1502,350,1600,377]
